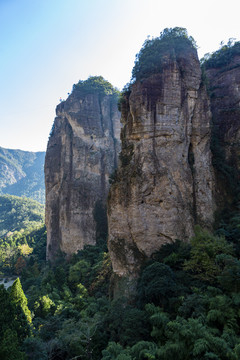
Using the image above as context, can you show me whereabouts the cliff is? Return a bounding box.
[204,43,240,207]
[108,30,215,295]
[45,77,121,261]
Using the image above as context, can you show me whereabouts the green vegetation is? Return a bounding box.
[118,28,197,113]
[132,27,197,82]
[0,195,44,237]
[0,147,45,204]
[72,76,120,98]
[1,212,240,359]
[0,194,45,276]
[0,224,46,276]
[0,283,30,359]
[201,39,240,69]
[10,278,32,324]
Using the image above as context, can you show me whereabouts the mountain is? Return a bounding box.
[44,29,240,298]
[45,76,121,261]
[108,29,215,296]
[0,194,44,237]
[0,147,45,204]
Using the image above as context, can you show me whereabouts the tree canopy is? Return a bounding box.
[0,194,44,237]
[72,76,120,97]
[131,27,197,81]
[201,39,240,69]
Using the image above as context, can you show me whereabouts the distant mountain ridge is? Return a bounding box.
[0,147,45,204]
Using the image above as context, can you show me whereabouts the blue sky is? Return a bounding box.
[0,0,239,152]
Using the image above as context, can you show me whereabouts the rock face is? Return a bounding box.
[45,81,121,261]
[205,53,240,206]
[108,45,215,294]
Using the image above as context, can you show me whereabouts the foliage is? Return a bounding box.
[0,284,30,359]
[201,39,240,69]
[0,223,46,276]
[137,262,178,308]
[10,277,32,323]
[0,194,44,237]
[147,304,238,360]
[2,218,240,360]
[132,27,197,82]
[0,169,240,360]
[184,226,233,282]
[72,76,120,98]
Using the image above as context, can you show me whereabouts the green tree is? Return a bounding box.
[132,27,197,81]
[137,262,178,308]
[73,76,120,98]
[0,329,25,360]
[34,295,55,318]
[147,304,237,360]
[0,285,28,359]
[23,337,48,360]
[10,277,32,323]
[184,226,233,282]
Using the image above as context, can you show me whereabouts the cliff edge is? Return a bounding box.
[45,77,121,261]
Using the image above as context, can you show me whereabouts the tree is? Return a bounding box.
[0,285,28,359]
[15,256,26,275]
[147,304,237,360]
[132,27,197,81]
[183,226,233,282]
[34,295,55,318]
[10,277,32,323]
[137,262,178,308]
[0,329,25,360]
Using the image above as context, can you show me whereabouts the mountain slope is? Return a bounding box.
[0,194,44,237]
[0,147,45,203]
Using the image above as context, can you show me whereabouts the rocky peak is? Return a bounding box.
[45,77,121,261]
[108,31,215,296]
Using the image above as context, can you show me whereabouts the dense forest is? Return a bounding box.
[2,212,240,359]
[1,28,240,359]
[0,195,45,276]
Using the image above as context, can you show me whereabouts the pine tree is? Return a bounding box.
[10,277,32,323]
[0,285,27,359]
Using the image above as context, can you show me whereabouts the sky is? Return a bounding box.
[0,0,239,152]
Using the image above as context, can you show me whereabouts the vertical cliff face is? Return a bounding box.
[205,50,240,206]
[45,78,121,261]
[108,39,215,294]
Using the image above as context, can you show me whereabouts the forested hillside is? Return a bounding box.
[0,147,45,203]
[0,194,46,277]
[0,195,44,237]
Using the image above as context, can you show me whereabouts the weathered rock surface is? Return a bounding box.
[45,84,121,261]
[205,55,240,206]
[108,46,215,294]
